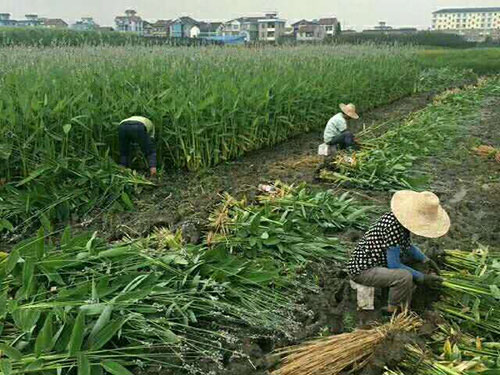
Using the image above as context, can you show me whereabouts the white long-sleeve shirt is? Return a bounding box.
[324,113,347,144]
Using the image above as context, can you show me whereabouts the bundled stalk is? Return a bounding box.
[273,313,422,375]
[437,248,500,339]
[208,182,372,264]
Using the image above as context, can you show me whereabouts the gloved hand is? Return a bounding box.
[423,274,443,288]
[425,258,441,275]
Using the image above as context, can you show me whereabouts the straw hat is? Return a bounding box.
[391,191,450,238]
[340,103,359,120]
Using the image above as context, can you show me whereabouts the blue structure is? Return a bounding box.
[206,35,246,45]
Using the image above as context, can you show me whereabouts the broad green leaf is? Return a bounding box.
[25,359,44,371]
[36,227,45,259]
[490,285,500,300]
[34,313,53,357]
[88,306,113,344]
[120,192,134,210]
[77,353,90,375]
[60,226,72,248]
[0,344,22,360]
[68,311,86,356]
[88,318,127,350]
[63,124,72,135]
[0,359,11,375]
[0,219,14,232]
[5,249,19,275]
[101,361,134,375]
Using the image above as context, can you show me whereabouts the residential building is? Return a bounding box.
[143,20,153,36]
[220,17,261,42]
[373,21,392,31]
[292,20,325,41]
[318,17,339,37]
[115,9,144,34]
[17,14,43,27]
[199,22,222,38]
[42,18,68,29]
[0,13,17,27]
[258,12,286,42]
[149,20,172,37]
[432,7,500,31]
[363,22,417,34]
[71,17,99,31]
[170,16,200,38]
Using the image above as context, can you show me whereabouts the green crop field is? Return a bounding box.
[0,37,499,375]
[0,45,422,230]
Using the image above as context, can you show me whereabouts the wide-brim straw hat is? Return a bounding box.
[391,190,450,238]
[340,103,359,119]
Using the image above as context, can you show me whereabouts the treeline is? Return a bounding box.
[326,31,478,48]
[0,27,222,47]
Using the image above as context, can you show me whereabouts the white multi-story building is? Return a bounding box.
[115,9,144,34]
[432,7,500,31]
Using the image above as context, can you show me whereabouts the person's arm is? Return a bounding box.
[138,129,157,176]
[410,245,441,274]
[387,246,424,282]
[408,245,428,262]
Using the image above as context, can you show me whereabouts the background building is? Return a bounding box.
[0,13,16,27]
[41,18,68,29]
[292,20,325,41]
[170,16,199,38]
[220,17,261,42]
[72,17,98,31]
[432,7,500,31]
[115,9,144,34]
[258,12,286,42]
[318,17,339,37]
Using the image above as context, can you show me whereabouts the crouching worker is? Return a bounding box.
[324,103,360,151]
[119,116,157,177]
[347,191,449,313]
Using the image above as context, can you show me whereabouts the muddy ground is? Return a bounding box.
[89,87,499,375]
[93,92,432,241]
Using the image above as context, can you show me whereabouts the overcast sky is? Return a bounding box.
[3,0,500,30]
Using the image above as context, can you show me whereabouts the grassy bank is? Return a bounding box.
[418,48,500,75]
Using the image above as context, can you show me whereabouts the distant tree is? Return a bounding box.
[335,22,342,35]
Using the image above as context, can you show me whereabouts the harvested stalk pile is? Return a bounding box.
[273,313,422,375]
[0,182,368,373]
[438,248,500,339]
[320,79,488,191]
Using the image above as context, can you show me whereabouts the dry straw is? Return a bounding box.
[273,313,422,375]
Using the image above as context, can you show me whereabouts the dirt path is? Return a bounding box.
[96,93,432,240]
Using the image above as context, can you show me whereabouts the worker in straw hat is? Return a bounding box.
[118,116,157,177]
[347,191,449,314]
[323,103,360,151]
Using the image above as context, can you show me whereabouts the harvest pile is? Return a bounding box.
[320,79,491,190]
[0,184,371,373]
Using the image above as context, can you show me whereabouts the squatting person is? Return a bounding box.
[323,103,360,151]
[118,116,157,177]
[347,190,449,313]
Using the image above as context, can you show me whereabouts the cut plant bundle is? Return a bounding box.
[0,182,367,374]
[437,248,500,339]
[320,79,488,191]
[273,313,423,375]
[207,182,373,264]
[0,157,153,237]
